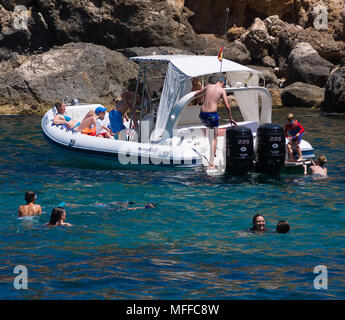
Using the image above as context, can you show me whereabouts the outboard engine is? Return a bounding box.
[255,123,286,173]
[226,125,254,175]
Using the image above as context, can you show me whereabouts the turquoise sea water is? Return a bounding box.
[0,109,344,299]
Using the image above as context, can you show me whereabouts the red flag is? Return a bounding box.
[218,44,223,61]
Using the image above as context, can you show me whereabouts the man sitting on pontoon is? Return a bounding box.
[193,77,236,169]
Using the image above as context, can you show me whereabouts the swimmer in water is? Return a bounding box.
[45,207,72,227]
[303,155,327,177]
[276,220,290,233]
[96,201,155,210]
[18,191,42,217]
[248,214,266,233]
[127,203,156,210]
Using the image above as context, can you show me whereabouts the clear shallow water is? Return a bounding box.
[0,109,344,299]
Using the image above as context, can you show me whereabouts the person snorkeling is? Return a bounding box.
[18,191,42,217]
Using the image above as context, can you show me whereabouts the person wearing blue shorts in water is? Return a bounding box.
[193,77,236,168]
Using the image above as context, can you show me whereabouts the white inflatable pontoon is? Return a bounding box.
[42,55,315,172]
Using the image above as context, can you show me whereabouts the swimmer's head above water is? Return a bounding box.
[316,155,327,167]
[25,191,37,204]
[276,220,290,233]
[48,207,66,226]
[252,214,265,232]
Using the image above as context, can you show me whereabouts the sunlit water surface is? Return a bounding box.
[0,109,344,299]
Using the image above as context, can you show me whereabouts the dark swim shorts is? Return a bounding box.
[199,112,220,128]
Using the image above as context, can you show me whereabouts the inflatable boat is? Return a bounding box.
[42,55,315,173]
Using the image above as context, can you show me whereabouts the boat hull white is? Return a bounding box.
[41,106,203,170]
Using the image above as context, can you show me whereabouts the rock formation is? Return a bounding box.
[0,43,138,113]
[0,0,344,113]
[282,82,325,108]
[285,42,334,87]
[322,67,345,113]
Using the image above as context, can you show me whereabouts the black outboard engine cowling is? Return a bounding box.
[255,123,286,173]
[226,125,254,175]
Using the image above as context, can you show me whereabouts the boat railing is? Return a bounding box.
[163,86,272,140]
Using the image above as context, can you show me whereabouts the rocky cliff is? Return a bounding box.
[0,0,344,113]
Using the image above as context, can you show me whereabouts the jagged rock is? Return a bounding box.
[243,18,271,60]
[277,25,345,65]
[282,82,325,108]
[0,0,204,55]
[341,57,345,67]
[185,0,297,34]
[226,27,247,42]
[0,3,55,54]
[197,36,251,64]
[322,67,345,113]
[266,83,283,107]
[36,0,203,50]
[286,42,334,87]
[246,65,279,85]
[226,40,251,65]
[197,34,224,55]
[0,43,138,112]
[261,56,276,67]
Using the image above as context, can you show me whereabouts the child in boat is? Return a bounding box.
[284,113,305,162]
[45,207,72,227]
[95,106,114,139]
[18,191,42,217]
[303,155,328,177]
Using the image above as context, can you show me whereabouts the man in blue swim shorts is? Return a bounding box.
[193,77,236,168]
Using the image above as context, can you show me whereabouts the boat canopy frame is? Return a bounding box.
[130,55,268,142]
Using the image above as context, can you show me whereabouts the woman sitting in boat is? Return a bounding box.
[53,102,96,132]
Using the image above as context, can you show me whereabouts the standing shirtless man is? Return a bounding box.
[194,77,236,168]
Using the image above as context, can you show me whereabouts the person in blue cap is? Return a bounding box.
[193,77,236,169]
[95,106,114,139]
